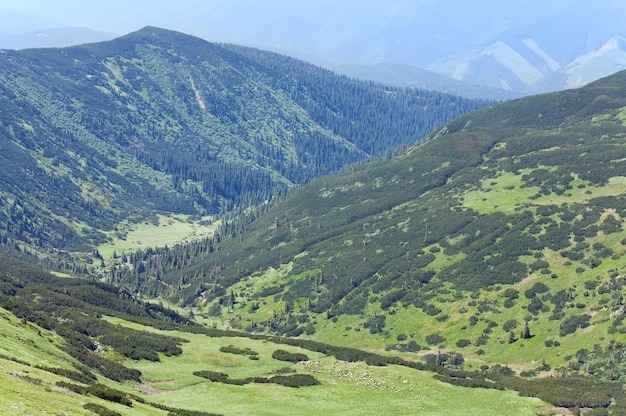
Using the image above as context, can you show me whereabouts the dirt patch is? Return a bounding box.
[134,380,174,395]
[537,406,572,415]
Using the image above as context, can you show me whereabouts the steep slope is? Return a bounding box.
[122,70,626,383]
[0,26,488,262]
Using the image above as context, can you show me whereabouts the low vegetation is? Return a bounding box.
[4,26,626,415]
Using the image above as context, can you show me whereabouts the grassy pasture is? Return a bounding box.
[103,317,547,416]
[0,309,168,416]
[97,214,216,259]
[460,169,626,215]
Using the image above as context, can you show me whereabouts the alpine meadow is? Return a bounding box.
[2,26,626,416]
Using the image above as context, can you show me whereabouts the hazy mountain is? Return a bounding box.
[333,63,524,100]
[0,9,63,34]
[0,27,116,50]
[3,1,625,98]
[335,4,626,96]
[428,32,626,95]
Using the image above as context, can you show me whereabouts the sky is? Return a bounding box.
[1,0,625,93]
[2,1,611,62]
[0,1,597,44]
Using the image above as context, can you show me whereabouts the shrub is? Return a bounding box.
[83,403,121,416]
[425,333,445,345]
[220,345,259,356]
[272,349,309,363]
[560,314,591,336]
[456,339,471,348]
[193,371,229,382]
[502,319,518,332]
[270,374,320,388]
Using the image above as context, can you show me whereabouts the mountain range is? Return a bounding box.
[110,67,626,410]
[0,26,487,264]
[3,24,626,415]
[3,1,626,98]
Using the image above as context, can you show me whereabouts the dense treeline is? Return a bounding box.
[0,255,191,381]
[223,45,492,156]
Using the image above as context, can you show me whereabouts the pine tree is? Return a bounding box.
[508,331,517,344]
[521,321,532,339]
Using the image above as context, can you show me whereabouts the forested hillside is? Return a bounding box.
[4,25,626,415]
[0,255,620,415]
[110,71,626,412]
[0,26,489,266]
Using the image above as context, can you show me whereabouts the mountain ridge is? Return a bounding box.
[3,25,626,415]
[0,26,488,265]
[5,2,626,98]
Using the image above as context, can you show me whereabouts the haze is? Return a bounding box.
[2,0,626,95]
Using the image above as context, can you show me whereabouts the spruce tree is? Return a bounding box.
[521,321,531,339]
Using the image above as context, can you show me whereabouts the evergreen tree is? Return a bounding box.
[521,322,532,339]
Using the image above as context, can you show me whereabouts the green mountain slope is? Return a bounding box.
[120,70,626,387]
[1,255,561,415]
[0,26,488,262]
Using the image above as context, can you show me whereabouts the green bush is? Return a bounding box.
[83,403,121,416]
[456,339,471,348]
[272,349,309,363]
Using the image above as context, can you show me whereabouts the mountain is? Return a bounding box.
[427,34,626,95]
[0,254,574,416]
[223,1,626,96]
[0,27,116,50]
[4,2,626,99]
[114,69,626,404]
[338,30,626,98]
[0,26,489,265]
[333,63,524,101]
[0,9,63,35]
[3,25,626,415]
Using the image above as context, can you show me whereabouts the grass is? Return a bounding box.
[0,308,169,416]
[460,168,626,215]
[146,359,545,416]
[0,308,71,369]
[207,233,626,374]
[102,317,547,416]
[0,308,545,416]
[97,214,217,259]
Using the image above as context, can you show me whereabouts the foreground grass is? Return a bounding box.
[0,308,168,416]
[104,317,547,416]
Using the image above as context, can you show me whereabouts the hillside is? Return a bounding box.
[0,26,488,266]
[112,69,626,404]
[1,255,561,415]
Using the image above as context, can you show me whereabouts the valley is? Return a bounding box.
[2,26,626,415]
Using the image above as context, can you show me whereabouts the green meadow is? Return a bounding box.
[97,214,217,259]
[102,317,547,416]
